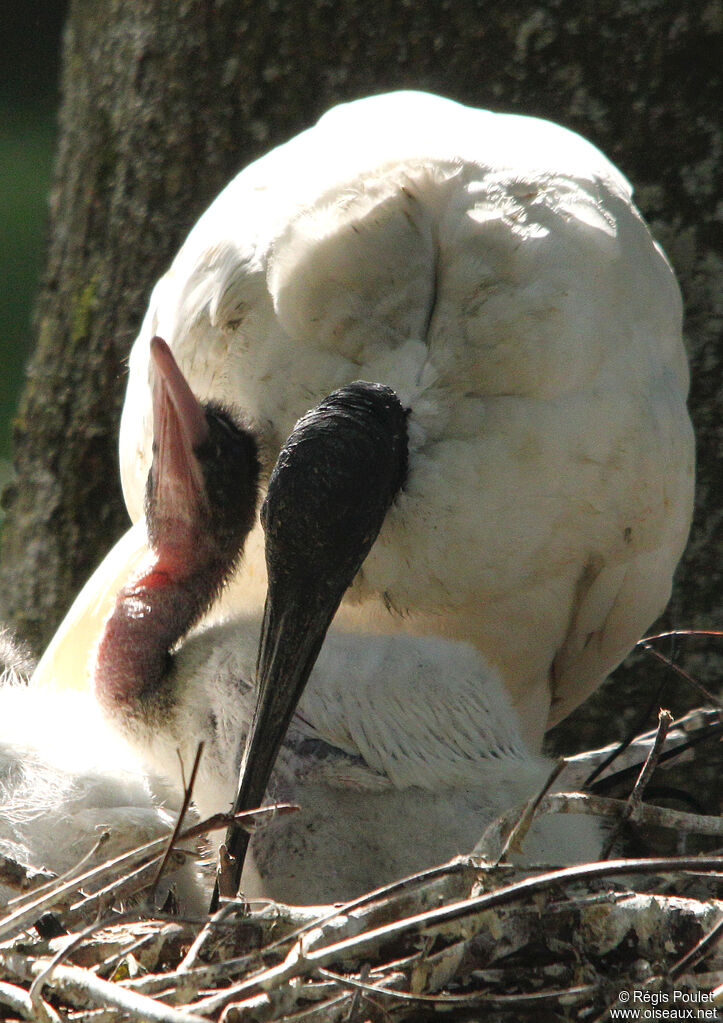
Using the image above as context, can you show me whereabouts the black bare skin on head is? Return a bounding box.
[219,380,409,898]
[145,401,260,588]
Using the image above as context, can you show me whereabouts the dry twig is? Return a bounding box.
[600,707,674,857]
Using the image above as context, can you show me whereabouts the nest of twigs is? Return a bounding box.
[1,705,722,1023]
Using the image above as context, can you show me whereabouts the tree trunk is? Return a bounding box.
[1,0,719,716]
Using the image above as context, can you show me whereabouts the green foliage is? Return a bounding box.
[0,102,56,464]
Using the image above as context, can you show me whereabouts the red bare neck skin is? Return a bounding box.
[94,549,224,714]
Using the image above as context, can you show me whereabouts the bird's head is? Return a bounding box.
[94,338,259,711]
[145,336,259,597]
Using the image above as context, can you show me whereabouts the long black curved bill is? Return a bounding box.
[218,381,408,900]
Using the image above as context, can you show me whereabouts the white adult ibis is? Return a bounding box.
[35,91,693,756]
[92,339,601,903]
[31,91,694,898]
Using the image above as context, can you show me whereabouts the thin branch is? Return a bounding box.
[483,790,723,843]
[585,630,722,790]
[177,899,239,972]
[64,849,185,925]
[316,966,599,1011]
[670,913,723,979]
[178,802,300,844]
[640,629,723,643]
[588,717,723,796]
[4,830,111,913]
[601,708,674,858]
[0,834,170,941]
[149,743,204,904]
[639,641,723,708]
[584,681,667,787]
[175,860,476,988]
[492,758,567,864]
[0,980,63,1023]
[29,909,139,1009]
[22,958,208,1023]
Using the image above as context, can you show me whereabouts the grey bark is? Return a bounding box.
[1,1,720,730]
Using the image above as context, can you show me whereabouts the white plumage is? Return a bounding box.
[114,90,694,747]
[102,615,602,904]
[25,90,694,901]
[5,621,601,908]
[0,681,201,911]
[36,92,693,747]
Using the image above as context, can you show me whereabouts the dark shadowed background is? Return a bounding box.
[1,2,67,492]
